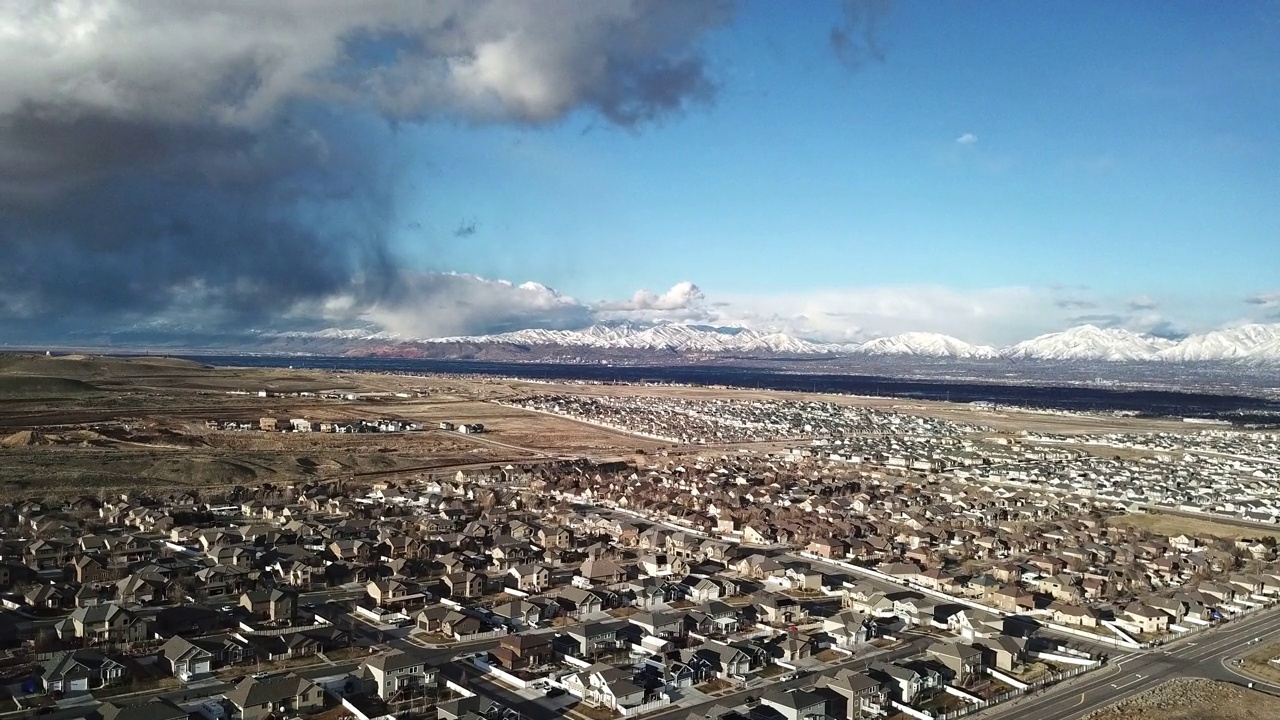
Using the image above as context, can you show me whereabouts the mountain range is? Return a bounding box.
[289,322,1280,364]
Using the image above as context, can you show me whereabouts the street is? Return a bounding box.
[978,604,1280,720]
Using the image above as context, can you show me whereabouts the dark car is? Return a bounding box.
[546,688,566,698]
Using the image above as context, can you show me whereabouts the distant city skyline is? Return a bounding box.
[1,2,1277,346]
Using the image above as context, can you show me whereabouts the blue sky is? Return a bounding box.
[2,1,1277,346]
[379,1,1280,343]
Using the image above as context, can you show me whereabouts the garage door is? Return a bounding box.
[193,660,212,675]
[70,678,89,692]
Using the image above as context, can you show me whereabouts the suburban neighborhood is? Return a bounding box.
[0,393,1278,720]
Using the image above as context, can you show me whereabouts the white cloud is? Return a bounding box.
[1246,290,1280,319]
[311,272,592,339]
[310,275,710,339]
[290,273,1237,348]
[698,285,1206,346]
[596,281,705,312]
[710,286,1053,345]
[1246,291,1280,309]
[0,0,732,206]
[1128,295,1159,311]
[955,132,978,145]
[0,1,730,129]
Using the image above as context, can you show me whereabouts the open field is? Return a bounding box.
[0,375,102,399]
[1104,511,1274,541]
[0,351,1272,500]
[1083,678,1280,720]
[0,353,669,498]
[348,398,667,456]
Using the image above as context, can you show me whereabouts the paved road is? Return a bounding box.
[300,586,368,605]
[978,604,1280,720]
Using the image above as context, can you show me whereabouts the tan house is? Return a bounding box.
[226,673,324,720]
[989,585,1035,614]
[508,564,550,592]
[368,579,424,607]
[1048,602,1100,628]
[807,538,847,559]
[1122,602,1169,635]
[239,589,297,622]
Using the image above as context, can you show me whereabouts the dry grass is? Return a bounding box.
[696,679,733,692]
[1105,512,1266,541]
[571,704,620,720]
[0,356,566,497]
[1008,661,1053,683]
[1084,679,1280,720]
[369,399,667,456]
[1239,639,1280,685]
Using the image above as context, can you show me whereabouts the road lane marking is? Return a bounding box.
[1110,674,1145,691]
[1184,623,1280,662]
[985,661,1124,719]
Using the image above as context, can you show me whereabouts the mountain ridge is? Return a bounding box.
[283,322,1280,363]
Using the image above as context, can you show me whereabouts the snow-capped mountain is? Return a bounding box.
[429,324,830,354]
[853,332,1000,359]
[279,327,407,342]
[1005,325,1177,361]
[283,321,1280,363]
[1156,324,1280,362]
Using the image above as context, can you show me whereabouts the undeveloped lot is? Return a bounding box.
[1105,511,1271,541]
[1084,678,1280,720]
[1239,639,1280,685]
[0,354,664,497]
[358,399,668,456]
[0,445,518,498]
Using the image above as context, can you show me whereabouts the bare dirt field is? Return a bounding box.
[1083,678,1280,720]
[0,354,666,498]
[350,399,666,457]
[1104,511,1274,541]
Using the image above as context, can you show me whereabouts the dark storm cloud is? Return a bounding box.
[830,0,891,70]
[0,110,404,344]
[0,0,733,340]
[1144,320,1188,341]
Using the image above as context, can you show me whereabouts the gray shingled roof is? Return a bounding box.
[225,672,318,708]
